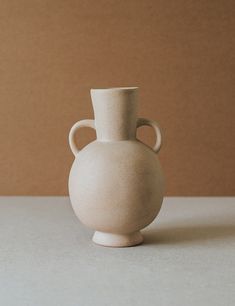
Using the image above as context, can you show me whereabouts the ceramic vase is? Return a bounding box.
[68,87,164,247]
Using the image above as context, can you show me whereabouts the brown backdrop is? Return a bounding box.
[0,0,234,196]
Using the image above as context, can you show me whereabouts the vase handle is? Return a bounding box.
[137,118,162,153]
[69,119,95,156]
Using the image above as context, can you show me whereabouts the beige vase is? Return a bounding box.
[68,87,164,247]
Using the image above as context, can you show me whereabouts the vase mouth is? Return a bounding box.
[91,86,138,92]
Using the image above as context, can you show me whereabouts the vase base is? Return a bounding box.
[92,231,143,247]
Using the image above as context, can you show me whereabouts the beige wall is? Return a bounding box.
[0,0,234,196]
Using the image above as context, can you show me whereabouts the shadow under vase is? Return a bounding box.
[142,224,235,245]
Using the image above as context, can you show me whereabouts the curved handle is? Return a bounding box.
[137,118,162,153]
[69,119,95,156]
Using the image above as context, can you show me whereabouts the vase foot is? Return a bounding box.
[92,231,143,247]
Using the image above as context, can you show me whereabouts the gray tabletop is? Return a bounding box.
[0,197,235,306]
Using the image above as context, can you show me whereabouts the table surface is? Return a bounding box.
[0,197,235,306]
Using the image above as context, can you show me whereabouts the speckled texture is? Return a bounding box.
[0,197,235,306]
[68,88,164,247]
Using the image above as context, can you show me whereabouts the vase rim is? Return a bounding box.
[91,86,138,91]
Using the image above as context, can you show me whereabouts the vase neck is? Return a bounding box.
[91,87,138,141]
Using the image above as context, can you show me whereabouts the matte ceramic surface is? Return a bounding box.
[68,87,164,247]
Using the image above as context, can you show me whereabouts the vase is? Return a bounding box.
[68,87,164,247]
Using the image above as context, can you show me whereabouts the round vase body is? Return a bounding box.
[68,87,165,247]
[69,140,164,235]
